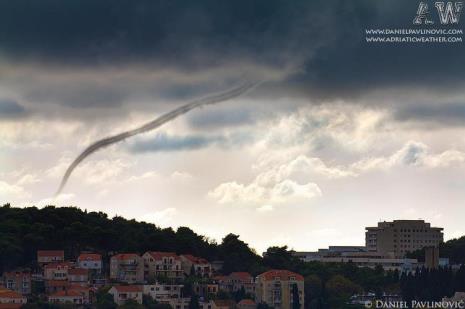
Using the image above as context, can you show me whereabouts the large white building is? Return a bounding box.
[366,220,443,257]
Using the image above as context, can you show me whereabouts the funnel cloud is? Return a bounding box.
[55,81,260,196]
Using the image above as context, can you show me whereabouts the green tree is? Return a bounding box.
[189,294,200,309]
[292,283,301,309]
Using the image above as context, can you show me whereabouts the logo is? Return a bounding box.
[413,1,463,25]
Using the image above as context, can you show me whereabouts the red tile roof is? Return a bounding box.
[45,280,70,287]
[49,290,83,297]
[181,254,209,264]
[3,271,31,278]
[258,269,304,281]
[112,253,140,260]
[229,272,253,282]
[238,299,256,305]
[0,289,24,299]
[146,251,180,260]
[37,250,64,257]
[44,262,72,270]
[78,253,101,261]
[113,285,143,293]
[0,304,22,309]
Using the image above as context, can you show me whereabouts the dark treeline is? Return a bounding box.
[2,204,465,308]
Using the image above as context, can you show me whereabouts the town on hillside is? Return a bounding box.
[2,214,465,309]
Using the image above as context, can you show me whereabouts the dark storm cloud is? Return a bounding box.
[0,0,464,106]
[0,99,27,118]
[187,108,253,129]
[130,133,226,153]
[396,103,465,125]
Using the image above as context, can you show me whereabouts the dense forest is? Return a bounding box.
[2,204,465,308]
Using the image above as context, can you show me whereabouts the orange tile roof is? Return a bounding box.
[181,254,209,264]
[0,289,24,299]
[146,251,180,260]
[49,290,83,297]
[78,253,102,261]
[229,272,252,282]
[0,304,22,309]
[112,253,140,260]
[113,285,143,293]
[3,271,31,278]
[258,269,304,281]
[238,299,256,305]
[45,280,70,287]
[69,268,88,275]
[37,250,64,257]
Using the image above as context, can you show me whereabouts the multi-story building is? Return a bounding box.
[110,254,144,284]
[3,271,31,295]
[238,299,256,309]
[48,290,84,305]
[68,268,89,286]
[180,254,212,278]
[43,262,72,281]
[0,288,27,306]
[37,250,64,266]
[255,270,304,309]
[193,282,219,298]
[143,283,183,302]
[109,285,143,305]
[366,220,443,257]
[142,252,183,281]
[228,272,255,295]
[77,253,102,273]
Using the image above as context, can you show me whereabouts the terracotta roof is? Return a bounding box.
[78,253,101,261]
[146,251,180,260]
[49,290,83,298]
[213,299,236,307]
[38,250,64,257]
[113,285,143,293]
[213,275,227,282]
[45,280,70,287]
[181,254,209,264]
[0,289,24,299]
[238,299,256,305]
[3,271,31,278]
[69,268,88,275]
[258,269,304,281]
[229,272,252,282]
[112,253,140,260]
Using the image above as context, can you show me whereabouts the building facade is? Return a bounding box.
[77,253,102,273]
[110,254,144,284]
[255,270,304,309]
[109,285,143,305]
[142,252,183,281]
[3,271,31,295]
[180,254,212,278]
[366,220,444,257]
[37,250,65,266]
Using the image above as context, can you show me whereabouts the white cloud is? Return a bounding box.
[137,208,178,227]
[257,204,274,213]
[0,181,29,199]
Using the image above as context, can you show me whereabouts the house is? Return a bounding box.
[37,250,64,266]
[68,285,92,304]
[77,253,102,273]
[255,270,304,309]
[212,299,236,309]
[2,270,31,295]
[110,253,144,283]
[43,262,71,281]
[45,280,70,294]
[0,288,27,305]
[193,282,219,298]
[168,297,213,309]
[68,268,89,286]
[216,272,255,295]
[142,252,183,281]
[180,254,212,278]
[143,283,183,302]
[237,299,255,309]
[48,290,84,305]
[108,285,143,305]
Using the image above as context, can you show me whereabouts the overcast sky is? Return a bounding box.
[1,0,465,253]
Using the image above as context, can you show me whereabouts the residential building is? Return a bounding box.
[37,250,64,266]
[168,297,213,309]
[110,253,144,284]
[108,285,143,305]
[45,280,70,294]
[48,290,84,305]
[68,268,89,286]
[43,262,71,281]
[0,288,27,305]
[77,253,103,273]
[142,252,183,281]
[237,299,255,309]
[143,283,183,302]
[193,282,219,298]
[180,254,212,278]
[255,270,304,309]
[2,270,31,295]
[228,272,255,295]
[366,220,443,257]
[68,285,92,305]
